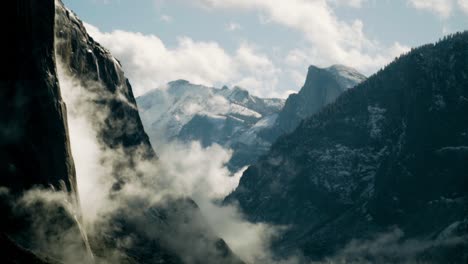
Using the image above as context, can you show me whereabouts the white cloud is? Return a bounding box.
[288,69,307,87]
[189,0,409,75]
[226,22,241,31]
[459,0,468,14]
[84,23,281,98]
[156,142,243,200]
[234,43,281,95]
[85,23,232,95]
[408,0,453,18]
[285,49,309,67]
[408,0,468,17]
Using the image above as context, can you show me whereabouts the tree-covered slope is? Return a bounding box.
[226,32,468,263]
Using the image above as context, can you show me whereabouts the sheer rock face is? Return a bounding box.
[261,65,366,142]
[227,33,468,262]
[54,1,155,160]
[0,0,76,195]
[0,1,89,262]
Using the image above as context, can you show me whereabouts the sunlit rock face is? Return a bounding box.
[227,33,468,263]
[55,1,155,161]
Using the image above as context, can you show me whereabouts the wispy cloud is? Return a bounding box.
[407,0,468,18]
[226,22,241,31]
[459,0,468,14]
[407,0,453,18]
[160,14,173,23]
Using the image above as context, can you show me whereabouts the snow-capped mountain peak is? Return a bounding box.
[136,80,285,170]
[325,64,367,89]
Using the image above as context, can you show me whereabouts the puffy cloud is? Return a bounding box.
[189,0,409,75]
[84,23,281,98]
[234,43,281,96]
[155,142,243,200]
[85,23,232,95]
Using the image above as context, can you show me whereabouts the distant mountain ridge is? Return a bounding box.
[137,80,285,170]
[137,65,365,171]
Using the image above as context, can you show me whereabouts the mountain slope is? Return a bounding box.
[261,64,366,142]
[137,80,284,170]
[226,33,468,263]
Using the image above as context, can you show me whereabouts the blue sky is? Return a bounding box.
[63,0,468,98]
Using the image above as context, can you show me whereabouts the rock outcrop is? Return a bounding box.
[261,64,366,142]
